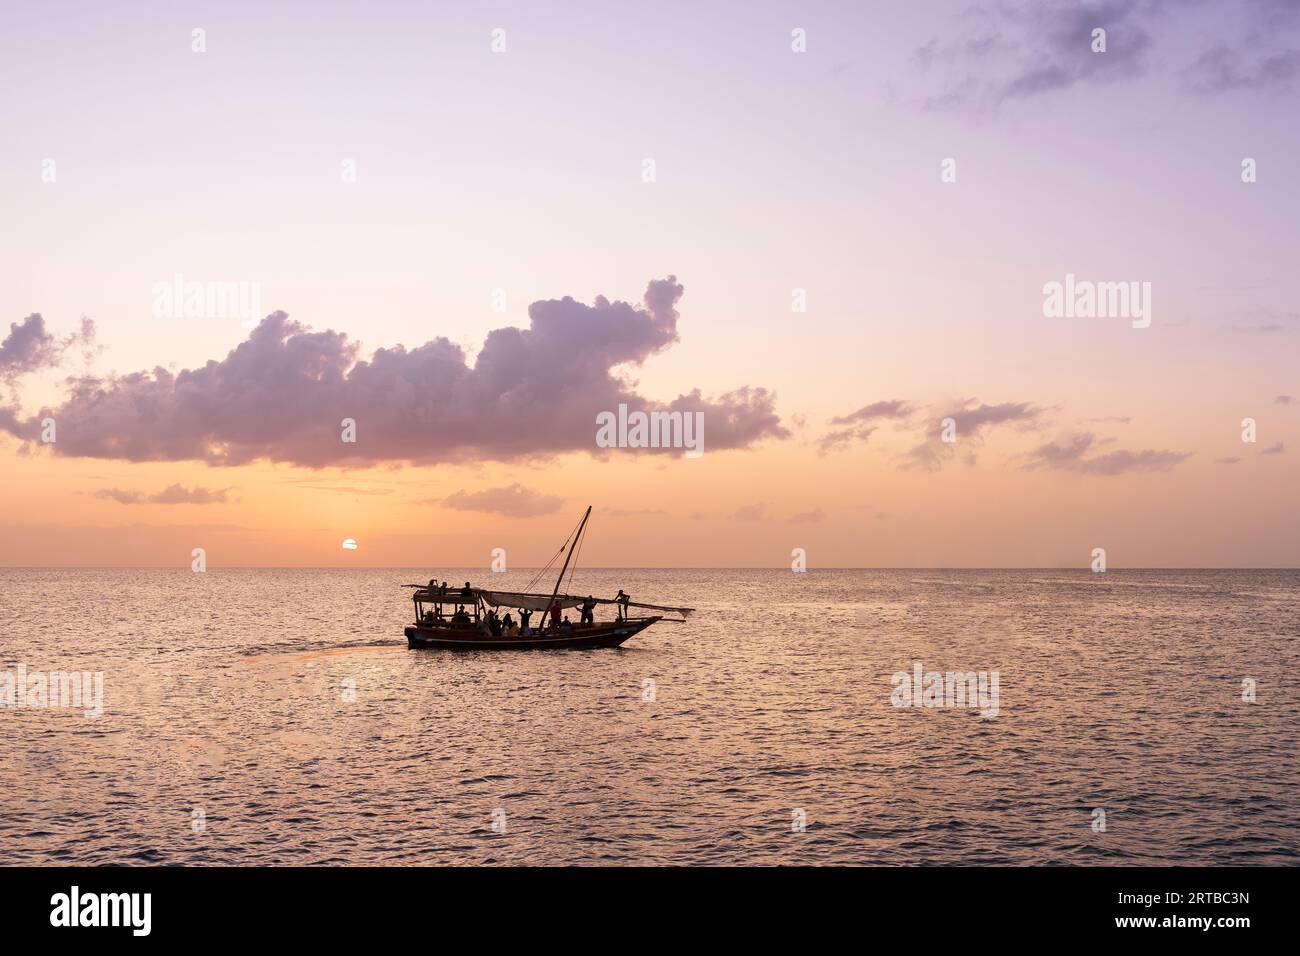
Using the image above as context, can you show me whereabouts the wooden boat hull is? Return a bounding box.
[405,616,659,650]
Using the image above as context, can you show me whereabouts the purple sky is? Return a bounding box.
[1,1,1298,565]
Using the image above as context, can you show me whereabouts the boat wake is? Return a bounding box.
[241,640,403,663]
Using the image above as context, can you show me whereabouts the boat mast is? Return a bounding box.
[546,505,591,618]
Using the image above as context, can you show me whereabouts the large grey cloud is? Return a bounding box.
[1,278,788,467]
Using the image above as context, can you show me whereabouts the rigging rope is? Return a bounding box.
[566,512,588,594]
[522,511,585,593]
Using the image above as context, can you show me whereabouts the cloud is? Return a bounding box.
[1076,448,1192,475]
[917,0,1153,111]
[829,400,913,426]
[729,503,767,522]
[1214,456,1242,465]
[789,509,826,524]
[606,507,666,517]
[903,400,1046,470]
[1025,432,1191,474]
[818,399,912,454]
[1183,45,1300,94]
[1231,323,1292,333]
[1261,441,1286,455]
[1180,2,1300,95]
[441,483,563,517]
[299,485,393,496]
[1025,432,1097,467]
[1,279,788,466]
[94,483,232,505]
[1227,307,1300,333]
[0,314,96,384]
[918,0,1300,111]
[1275,395,1294,405]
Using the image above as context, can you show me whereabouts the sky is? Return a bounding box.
[1,0,1298,567]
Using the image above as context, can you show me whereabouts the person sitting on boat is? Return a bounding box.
[427,577,438,592]
[580,596,596,626]
[486,611,503,637]
[461,581,474,598]
[561,615,574,634]
[422,610,435,625]
[506,620,520,637]
[502,612,516,633]
[615,589,630,619]
[452,606,470,625]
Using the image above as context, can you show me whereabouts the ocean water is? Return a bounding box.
[1,568,1297,866]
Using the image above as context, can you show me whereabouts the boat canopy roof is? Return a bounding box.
[405,585,693,617]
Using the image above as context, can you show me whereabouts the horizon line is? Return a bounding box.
[2,565,1298,572]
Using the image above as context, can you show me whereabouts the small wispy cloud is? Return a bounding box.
[818,400,913,454]
[1025,432,1191,475]
[299,485,394,496]
[94,484,233,505]
[1183,45,1300,95]
[442,483,563,517]
[917,0,1300,112]
[903,400,1046,471]
[1077,449,1193,475]
[729,503,767,522]
[916,0,1153,112]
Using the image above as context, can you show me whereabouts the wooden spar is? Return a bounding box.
[545,505,591,624]
[620,600,694,615]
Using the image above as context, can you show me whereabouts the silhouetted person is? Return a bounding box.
[580,596,596,626]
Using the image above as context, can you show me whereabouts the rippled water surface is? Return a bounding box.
[2,568,1297,865]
